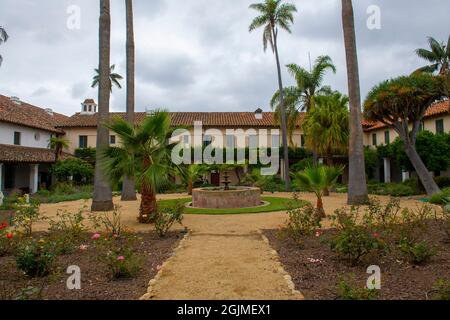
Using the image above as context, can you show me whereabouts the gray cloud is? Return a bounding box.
[0,0,449,116]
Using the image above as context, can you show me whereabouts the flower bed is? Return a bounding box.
[0,231,181,300]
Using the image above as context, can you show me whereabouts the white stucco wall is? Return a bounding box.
[0,122,53,148]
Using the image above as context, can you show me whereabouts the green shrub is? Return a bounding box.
[13,197,41,236]
[336,278,378,300]
[96,235,143,279]
[431,279,450,300]
[15,239,55,277]
[51,158,94,183]
[328,207,385,265]
[398,238,435,265]
[0,221,14,256]
[52,182,77,195]
[434,176,450,189]
[367,182,416,197]
[429,188,450,205]
[47,206,87,255]
[88,205,123,236]
[283,197,321,245]
[155,201,185,237]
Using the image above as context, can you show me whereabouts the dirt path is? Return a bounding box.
[37,192,430,300]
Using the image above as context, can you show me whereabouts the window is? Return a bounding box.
[301,135,306,147]
[79,136,88,149]
[384,131,390,144]
[203,135,212,148]
[34,132,40,141]
[372,133,377,146]
[226,135,235,149]
[419,121,425,132]
[110,135,116,145]
[249,135,258,149]
[436,119,444,134]
[14,132,21,146]
[83,105,87,112]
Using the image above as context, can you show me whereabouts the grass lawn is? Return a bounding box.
[158,196,307,215]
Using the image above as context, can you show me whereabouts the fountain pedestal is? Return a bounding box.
[191,187,262,209]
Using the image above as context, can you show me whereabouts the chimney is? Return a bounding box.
[10,96,21,105]
[45,108,54,116]
[255,108,263,120]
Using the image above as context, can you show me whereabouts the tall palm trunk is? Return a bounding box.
[273,27,290,191]
[121,0,137,201]
[92,0,114,212]
[341,0,368,205]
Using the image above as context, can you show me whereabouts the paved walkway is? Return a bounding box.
[38,192,428,300]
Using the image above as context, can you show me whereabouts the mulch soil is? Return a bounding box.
[264,221,450,300]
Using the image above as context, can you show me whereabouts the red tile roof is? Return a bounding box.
[0,95,68,133]
[364,100,449,132]
[57,111,306,128]
[0,144,71,163]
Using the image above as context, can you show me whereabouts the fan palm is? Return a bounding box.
[91,64,123,92]
[101,111,175,223]
[415,36,450,75]
[177,165,208,195]
[249,0,297,191]
[293,165,344,218]
[48,137,70,162]
[0,26,9,66]
[302,92,349,165]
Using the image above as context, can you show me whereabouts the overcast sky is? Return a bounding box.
[0,0,449,116]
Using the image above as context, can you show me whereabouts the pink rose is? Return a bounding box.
[79,244,88,251]
[117,256,125,262]
[91,233,101,240]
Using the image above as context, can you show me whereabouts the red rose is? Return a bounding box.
[6,233,13,239]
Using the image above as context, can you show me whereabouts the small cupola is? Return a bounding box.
[255,108,263,120]
[81,98,97,114]
[10,96,21,105]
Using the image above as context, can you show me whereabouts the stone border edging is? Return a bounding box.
[139,230,191,300]
[257,230,304,299]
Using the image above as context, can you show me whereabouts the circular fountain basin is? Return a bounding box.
[191,187,262,209]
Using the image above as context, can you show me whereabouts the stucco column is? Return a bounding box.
[402,171,410,182]
[0,163,4,192]
[383,158,391,183]
[29,164,39,194]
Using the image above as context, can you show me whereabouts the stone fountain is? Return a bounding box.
[191,170,262,209]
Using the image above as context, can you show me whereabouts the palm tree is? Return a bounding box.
[292,165,344,218]
[0,26,8,66]
[249,0,297,191]
[48,137,69,162]
[92,0,114,212]
[415,36,450,75]
[91,64,123,92]
[178,165,207,195]
[101,111,174,223]
[341,0,368,205]
[271,56,336,113]
[121,0,137,201]
[301,92,349,166]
